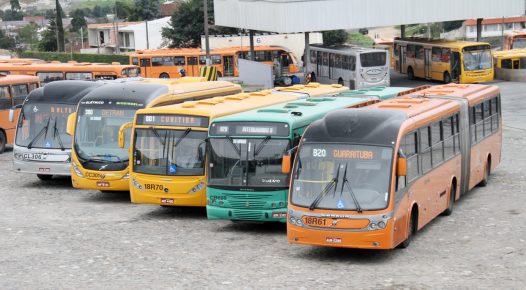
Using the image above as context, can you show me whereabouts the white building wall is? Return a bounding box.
[215,0,524,33]
[200,32,323,60]
[127,17,171,50]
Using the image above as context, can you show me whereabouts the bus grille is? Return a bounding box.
[232,210,263,221]
[223,192,272,210]
[228,200,266,209]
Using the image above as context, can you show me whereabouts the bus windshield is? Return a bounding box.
[463,50,492,71]
[74,106,136,164]
[360,52,387,67]
[15,103,75,149]
[133,128,207,176]
[290,143,393,211]
[513,38,526,49]
[208,137,290,188]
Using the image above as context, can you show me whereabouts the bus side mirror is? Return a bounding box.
[282,153,291,175]
[118,122,133,149]
[66,112,77,136]
[397,157,407,177]
[8,104,22,122]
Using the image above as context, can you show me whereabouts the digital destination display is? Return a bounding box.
[210,121,289,137]
[136,114,209,128]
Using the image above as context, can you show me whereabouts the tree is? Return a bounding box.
[0,30,16,50]
[115,1,133,20]
[18,23,39,50]
[129,0,160,21]
[322,30,349,46]
[10,0,21,11]
[2,9,23,21]
[38,19,58,52]
[162,0,239,48]
[55,0,65,52]
[70,14,87,32]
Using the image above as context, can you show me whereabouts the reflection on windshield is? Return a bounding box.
[360,52,387,67]
[290,144,393,211]
[463,50,492,71]
[133,128,207,176]
[74,107,136,162]
[208,138,290,188]
[15,103,75,149]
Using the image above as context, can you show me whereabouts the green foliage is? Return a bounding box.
[18,23,39,50]
[70,15,87,32]
[442,20,464,32]
[1,9,24,21]
[38,19,58,52]
[115,1,133,20]
[19,51,130,64]
[56,0,66,52]
[129,0,160,21]
[347,32,374,47]
[0,30,16,50]
[322,30,349,46]
[10,0,21,11]
[162,0,239,48]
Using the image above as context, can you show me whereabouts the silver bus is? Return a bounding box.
[306,44,390,89]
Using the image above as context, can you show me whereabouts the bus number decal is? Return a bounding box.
[312,148,327,157]
[144,184,165,191]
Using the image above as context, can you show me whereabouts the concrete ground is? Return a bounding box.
[0,75,524,289]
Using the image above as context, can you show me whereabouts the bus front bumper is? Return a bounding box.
[206,206,288,222]
[13,159,71,176]
[71,173,130,191]
[129,175,206,206]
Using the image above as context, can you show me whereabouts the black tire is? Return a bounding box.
[159,73,170,79]
[443,71,451,84]
[407,67,414,80]
[399,209,416,249]
[479,160,491,187]
[0,131,6,154]
[37,174,53,181]
[337,78,344,85]
[442,183,456,216]
[217,71,222,78]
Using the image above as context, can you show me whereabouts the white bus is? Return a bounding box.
[306,44,390,89]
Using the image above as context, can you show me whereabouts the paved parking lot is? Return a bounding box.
[0,75,525,289]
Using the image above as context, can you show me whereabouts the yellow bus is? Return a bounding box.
[393,38,494,84]
[125,83,349,207]
[66,79,242,192]
[0,62,140,84]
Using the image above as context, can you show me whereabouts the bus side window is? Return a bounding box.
[443,116,455,158]
[415,45,424,60]
[483,99,491,137]
[11,84,29,105]
[420,126,432,173]
[152,57,163,66]
[431,121,444,167]
[474,103,484,143]
[350,55,356,71]
[405,131,419,183]
[431,47,441,62]
[490,96,499,132]
[0,85,11,109]
[131,57,138,66]
[441,48,450,63]
[310,50,316,64]
[174,57,185,66]
[406,44,415,58]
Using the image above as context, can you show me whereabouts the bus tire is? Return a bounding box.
[159,73,170,79]
[0,130,6,154]
[443,71,451,84]
[479,157,491,187]
[399,205,418,249]
[337,78,344,85]
[407,67,415,80]
[217,71,222,78]
[37,174,53,181]
[442,179,456,216]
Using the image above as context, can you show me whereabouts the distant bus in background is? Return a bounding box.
[130,46,300,82]
[305,44,390,89]
[504,30,526,50]
[0,62,140,84]
[0,58,46,64]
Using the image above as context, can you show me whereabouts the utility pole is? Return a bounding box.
[114,2,120,54]
[145,20,150,49]
[203,0,211,65]
[80,27,84,49]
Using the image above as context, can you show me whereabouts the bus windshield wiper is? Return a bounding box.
[27,116,51,149]
[150,126,165,146]
[92,154,125,163]
[53,118,65,151]
[174,128,191,148]
[340,163,362,213]
[225,135,241,156]
[309,163,341,210]
[254,136,271,157]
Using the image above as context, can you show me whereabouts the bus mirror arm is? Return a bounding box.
[66,112,77,136]
[282,146,298,175]
[118,122,133,149]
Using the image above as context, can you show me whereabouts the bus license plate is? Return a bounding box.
[302,216,329,227]
[23,153,46,160]
[96,181,110,187]
[161,198,174,204]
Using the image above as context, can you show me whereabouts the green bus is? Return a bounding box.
[206,86,412,222]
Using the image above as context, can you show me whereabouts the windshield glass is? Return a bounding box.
[15,103,76,149]
[133,128,207,176]
[463,50,492,71]
[74,106,136,163]
[290,143,393,211]
[208,138,291,188]
[360,52,386,67]
[127,67,140,77]
[513,38,526,49]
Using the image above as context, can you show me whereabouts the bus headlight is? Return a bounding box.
[13,152,23,160]
[377,221,386,229]
[72,162,83,177]
[187,182,204,194]
[289,217,297,225]
[369,223,377,230]
[131,178,143,190]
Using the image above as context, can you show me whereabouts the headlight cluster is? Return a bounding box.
[72,162,83,177]
[368,220,387,230]
[131,178,143,190]
[187,181,204,194]
[289,216,303,226]
[271,201,286,208]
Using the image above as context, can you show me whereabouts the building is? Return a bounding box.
[82,17,171,54]
[464,17,526,40]
[160,1,181,17]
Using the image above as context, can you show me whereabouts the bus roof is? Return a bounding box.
[210,95,377,131]
[274,83,349,97]
[405,83,500,106]
[24,81,105,105]
[493,48,526,58]
[395,38,491,49]
[337,86,412,100]
[132,45,293,56]
[0,74,40,85]
[0,62,138,72]
[0,58,45,64]
[309,44,386,54]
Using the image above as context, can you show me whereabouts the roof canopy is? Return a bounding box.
[214,0,525,33]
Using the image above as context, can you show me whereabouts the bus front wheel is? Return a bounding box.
[399,206,418,249]
[407,67,415,80]
[0,131,6,154]
[337,78,344,85]
[443,72,451,84]
[159,73,170,79]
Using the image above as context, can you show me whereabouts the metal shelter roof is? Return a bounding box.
[214,0,525,33]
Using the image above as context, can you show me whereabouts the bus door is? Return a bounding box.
[316,51,322,77]
[280,53,291,74]
[424,48,432,79]
[187,57,198,76]
[400,46,407,74]
[139,58,151,77]
[223,56,234,77]
[451,52,460,82]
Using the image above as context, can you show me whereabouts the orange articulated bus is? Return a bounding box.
[0,58,46,64]
[130,46,300,79]
[287,83,501,250]
[0,74,40,153]
[0,62,140,84]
